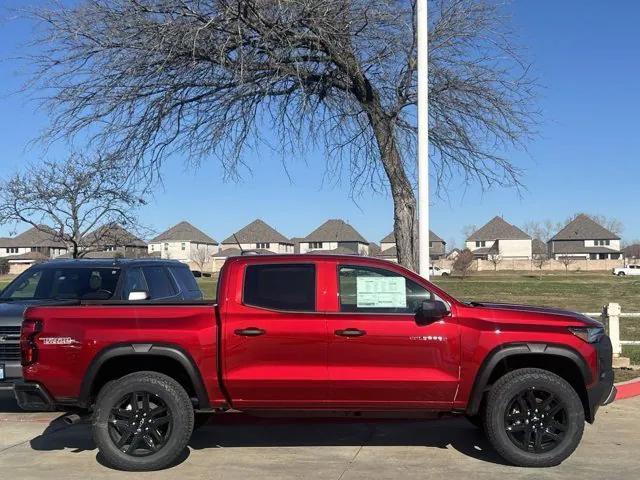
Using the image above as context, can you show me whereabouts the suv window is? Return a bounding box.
[243,264,316,311]
[142,266,177,299]
[122,267,148,299]
[0,268,120,300]
[169,266,199,292]
[339,265,432,314]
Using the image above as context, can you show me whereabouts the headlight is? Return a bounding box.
[569,326,605,343]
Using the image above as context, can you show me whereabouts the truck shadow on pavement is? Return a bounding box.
[28,413,509,469]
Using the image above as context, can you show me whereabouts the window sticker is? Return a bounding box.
[356,276,406,308]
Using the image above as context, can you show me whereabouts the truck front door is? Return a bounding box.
[326,264,460,409]
[221,262,329,409]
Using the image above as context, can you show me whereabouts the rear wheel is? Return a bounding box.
[483,368,584,467]
[93,371,194,471]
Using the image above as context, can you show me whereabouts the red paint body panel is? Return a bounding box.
[22,254,603,414]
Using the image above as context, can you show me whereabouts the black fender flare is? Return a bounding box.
[78,343,210,409]
[466,342,591,416]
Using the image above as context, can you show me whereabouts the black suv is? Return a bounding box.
[0,259,203,385]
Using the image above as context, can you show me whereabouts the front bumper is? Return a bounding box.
[13,381,57,411]
[585,335,616,422]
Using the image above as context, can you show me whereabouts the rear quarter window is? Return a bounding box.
[243,264,316,311]
[169,266,200,292]
[142,266,177,299]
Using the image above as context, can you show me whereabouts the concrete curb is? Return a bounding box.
[615,377,640,400]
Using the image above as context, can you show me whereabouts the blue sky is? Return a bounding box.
[1,1,639,247]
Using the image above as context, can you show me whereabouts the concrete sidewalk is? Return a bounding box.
[0,391,638,479]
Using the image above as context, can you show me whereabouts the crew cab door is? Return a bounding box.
[326,264,460,409]
[220,262,329,408]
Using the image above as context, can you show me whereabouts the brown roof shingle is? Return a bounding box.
[550,214,619,241]
[304,219,367,243]
[222,219,292,245]
[467,217,530,241]
[381,230,445,244]
[151,221,218,244]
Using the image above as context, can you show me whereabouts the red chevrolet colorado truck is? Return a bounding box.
[14,255,615,471]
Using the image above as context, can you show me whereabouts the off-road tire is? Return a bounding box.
[483,368,584,467]
[93,371,194,471]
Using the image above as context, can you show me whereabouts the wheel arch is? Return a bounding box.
[466,343,593,421]
[79,343,210,410]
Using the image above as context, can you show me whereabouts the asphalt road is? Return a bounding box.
[0,391,638,479]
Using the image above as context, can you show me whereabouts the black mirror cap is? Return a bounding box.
[416,300,450,324]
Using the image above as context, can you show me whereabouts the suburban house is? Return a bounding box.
[0,226,68,259]
[299,219,369,255]
[548,214,622,260]
[148,221,219,270]
[78,223,148,258]
[379,230,446,261]
[220,219,294,254]
[466,217,532,259]
[0,226,68,274]
[623,244,640,261]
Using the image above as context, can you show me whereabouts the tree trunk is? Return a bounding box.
[365,103,418,272]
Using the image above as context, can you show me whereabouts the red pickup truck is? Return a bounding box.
[14,254,615,471]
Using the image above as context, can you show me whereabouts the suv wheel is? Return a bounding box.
[93,371,194,471]
[483,368,584,467]
[618,272,626,276]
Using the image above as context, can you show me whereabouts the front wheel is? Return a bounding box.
[93,371,194,471]
[617,272,626,276]
[483,368,584,467]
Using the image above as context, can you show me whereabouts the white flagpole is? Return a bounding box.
[417,0,430,279]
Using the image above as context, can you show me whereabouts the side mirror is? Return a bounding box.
[128,290,150,301]
[416,300,450,325]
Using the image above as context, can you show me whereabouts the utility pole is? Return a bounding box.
[417,0,430,279]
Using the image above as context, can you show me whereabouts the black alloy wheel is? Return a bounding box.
[108,391,172,456]
[504,387,567,453]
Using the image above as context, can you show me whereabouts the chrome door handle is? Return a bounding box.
[234,327,266,337]
[335,328,366,337]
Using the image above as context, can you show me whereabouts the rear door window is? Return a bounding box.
[142,266,177,299]
[243,264,316,311]
[122,267,148,299]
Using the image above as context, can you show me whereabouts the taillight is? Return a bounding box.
[20,318,43,366]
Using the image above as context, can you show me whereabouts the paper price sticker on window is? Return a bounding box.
[356,276,406,308]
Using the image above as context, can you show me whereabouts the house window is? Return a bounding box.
[595,240,611,246]
[181,243,186,251]
[256,243,270,249]
[309,242,323,249]
[429,241,434,248]
[475,241,486,248]
[6,247,18,254]
[151,245,154,251]
[164,243,169,251]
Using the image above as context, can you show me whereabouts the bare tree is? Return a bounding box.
[452,248,475,278]
[461,224,478,242]
[24,0,537,271]
[190,245,211,273]
[0,153,147,258]
[558,255,576,274]
[488,250,503,271]
[522,220,562,242]
[532,253,549,279]
[623,241,640,260]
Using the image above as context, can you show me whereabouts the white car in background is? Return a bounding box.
[613,265,640,276]
[429,266,451,277]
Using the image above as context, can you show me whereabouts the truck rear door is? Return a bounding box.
[219,261,329,408]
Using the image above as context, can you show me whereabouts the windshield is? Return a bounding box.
[0,267,121,301]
